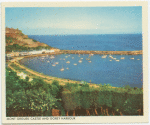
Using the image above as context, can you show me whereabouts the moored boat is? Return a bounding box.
[78,60,82,63]
[60,68,64,71]
[120,57,125,59]
[130,58,134,60]
[50,56,55,59]
[55,62,59,64]
[66,61,70,63]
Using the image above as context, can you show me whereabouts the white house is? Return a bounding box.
[17,72,27,79]
[28,50,43,55]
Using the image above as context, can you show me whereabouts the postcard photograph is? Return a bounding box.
[1,1,149,124]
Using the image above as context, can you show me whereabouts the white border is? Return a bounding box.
[1,0,149,124]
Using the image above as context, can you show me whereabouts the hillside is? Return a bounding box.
[6,27,52,52]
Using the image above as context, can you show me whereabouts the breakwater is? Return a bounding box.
[60,50,142,55]
[15,50,143,59]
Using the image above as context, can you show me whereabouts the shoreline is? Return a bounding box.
[8,54,142,89]
[8,57,118,88]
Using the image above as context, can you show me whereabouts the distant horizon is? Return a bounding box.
[27,33,142,36]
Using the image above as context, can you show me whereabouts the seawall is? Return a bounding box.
[10,50,142,59]
[60,50,143,55]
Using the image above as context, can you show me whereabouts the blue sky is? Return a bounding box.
[5,7,142,35]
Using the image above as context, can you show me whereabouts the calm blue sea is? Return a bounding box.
[21,34,142,88]
[28,34,142,51]
[20,54,142,88]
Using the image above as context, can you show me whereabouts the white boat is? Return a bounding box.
[52,64,56,66]
[89,54,94,56]
[109,60,112,61]
[66,67,69,70]
[60,68,64,71]
[65,56,68,58]
[80,58,83,60]
[130,58,134,60]
[47,61,50,63]
[55,62,59,64]
[63,59,65,60]
[120,57,125,59]
[113,58,116,60]
[72,57,74,59]
[88,61,91,63]
[102,55,107,58]
[116,60,120,62]
[66,61,70,63]
[78,60,82,63]
[109,55,112,57]
[74,63,77,65]
[137,59,140,60]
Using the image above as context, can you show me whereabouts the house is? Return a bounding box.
[28,50,43,55]
[6,52,20,57]
[17,72,27,79]
[19,52,29,56]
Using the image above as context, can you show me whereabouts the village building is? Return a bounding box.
[7,52,20,57]
[6,48,60,58]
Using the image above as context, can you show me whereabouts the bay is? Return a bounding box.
[20,54,143,88]
[20,34,143,88]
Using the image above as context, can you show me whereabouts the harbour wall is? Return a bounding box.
[60,50,143,55]
[10,50,143,59]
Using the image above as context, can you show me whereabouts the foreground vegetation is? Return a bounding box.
[6,67,143,116]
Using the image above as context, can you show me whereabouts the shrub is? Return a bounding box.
[6,68,58,116]
[33,39,38,42]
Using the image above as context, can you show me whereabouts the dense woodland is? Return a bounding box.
[6,67,143,116]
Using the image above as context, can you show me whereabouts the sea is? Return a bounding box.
[28,34,142,51]
[20,34,143,88]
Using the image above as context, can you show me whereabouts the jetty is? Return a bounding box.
[60,50,142,55]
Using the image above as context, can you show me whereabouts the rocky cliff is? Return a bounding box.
[6,27,51,52]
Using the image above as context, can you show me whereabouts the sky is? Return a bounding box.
[5,7,142,35]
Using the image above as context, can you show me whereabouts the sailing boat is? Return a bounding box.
[86,57,90,60]
[60,68,64,71]
[60,64,64,71]
[55,62,59,64]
